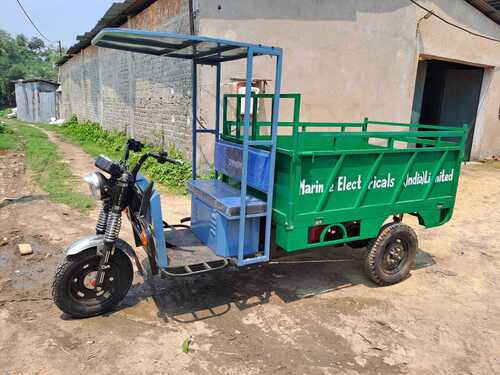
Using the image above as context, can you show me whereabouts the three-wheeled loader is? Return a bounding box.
[52,28,467,318]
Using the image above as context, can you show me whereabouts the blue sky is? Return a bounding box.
[0,0,116,48]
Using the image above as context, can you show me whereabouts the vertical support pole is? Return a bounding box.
[461,123,468,161]
[363,117,369,145]
[191,60,198,180]
[363,117,368,132]
[215,62,221,179]
[222,95,228,136]
[236,96,241,139]
[237,48,254,264]
[251,94,258,140]
[263,52,283,262]
[215,63,221,140]
[292,94,301,152]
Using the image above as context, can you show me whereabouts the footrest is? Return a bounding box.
[161,259,229,277]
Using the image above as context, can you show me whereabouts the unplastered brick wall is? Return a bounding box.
[59,0,193,154]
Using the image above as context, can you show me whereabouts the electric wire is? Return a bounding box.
[410,0,500,43]
[15,0,57,44]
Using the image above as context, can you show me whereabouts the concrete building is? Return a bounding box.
[14,79,60,123]
[57,0,500,162]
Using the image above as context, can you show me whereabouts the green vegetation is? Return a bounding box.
[48,117,193,192]
[0,30,62,105]
[0,120,17,150]
[3,118,94,211]
[481,158,500,169]
[0,106,12,117]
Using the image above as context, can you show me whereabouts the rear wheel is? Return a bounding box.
[364,222,417,286]
[52,248,133,318]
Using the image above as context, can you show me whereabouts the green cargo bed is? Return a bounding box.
[222,93,467,252]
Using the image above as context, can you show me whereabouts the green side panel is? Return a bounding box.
[273,152,292,223]
[222,93,467,253]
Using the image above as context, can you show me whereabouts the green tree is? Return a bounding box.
[28,37,45,51]
[0,30,62,105]
[15,34,28,48]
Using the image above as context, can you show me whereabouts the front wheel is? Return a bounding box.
[364,222,417,286]
[52,248,133,318]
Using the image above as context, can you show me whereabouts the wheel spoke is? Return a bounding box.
[383,240,408,272]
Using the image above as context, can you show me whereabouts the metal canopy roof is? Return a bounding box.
[92,28,282,65]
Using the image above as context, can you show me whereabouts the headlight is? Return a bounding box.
[83,172,108,200]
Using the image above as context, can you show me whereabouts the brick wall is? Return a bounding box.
[59,0,193,154]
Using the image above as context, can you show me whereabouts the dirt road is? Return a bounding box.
[1,129,499,374]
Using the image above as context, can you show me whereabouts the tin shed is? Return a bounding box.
[14,79,59,123]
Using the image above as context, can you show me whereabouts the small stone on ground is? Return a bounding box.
[17,243,33,255]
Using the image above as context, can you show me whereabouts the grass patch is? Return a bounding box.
[481,159,500,169]
[0,107,12,117]
[0,120,17,150]
[46,117,193,193]
[5,118,94,211]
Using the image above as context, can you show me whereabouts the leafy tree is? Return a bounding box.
[28,37,45,51]
[15,34,28,48]
[0,30,63,105]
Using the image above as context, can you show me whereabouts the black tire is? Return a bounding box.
[52,248,133,318]
[364,222,417,286]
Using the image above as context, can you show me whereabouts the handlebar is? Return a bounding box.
[131,151,182,177]
[154,152,182,166]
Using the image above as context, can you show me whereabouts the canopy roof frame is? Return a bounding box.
[92,28,281,65]
[92,27,283,267]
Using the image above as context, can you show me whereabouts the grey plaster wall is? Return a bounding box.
[59,0,500,162]
[198,0,500,160]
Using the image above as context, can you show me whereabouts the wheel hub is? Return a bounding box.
[83,271,98,289]
[70,261,118,302]
[383,239,407,271]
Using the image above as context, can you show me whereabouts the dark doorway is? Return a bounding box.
[411,60,484,160]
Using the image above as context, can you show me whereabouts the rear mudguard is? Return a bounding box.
[65,234,143,275]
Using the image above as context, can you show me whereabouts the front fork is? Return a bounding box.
[95,173,129,288]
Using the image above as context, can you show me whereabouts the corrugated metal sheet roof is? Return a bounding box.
[57,0,157,66]
[465,0,500,24]
[12,79,59,86]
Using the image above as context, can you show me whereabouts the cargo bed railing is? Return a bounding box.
[222,93,468,158]
[222,93,468,252]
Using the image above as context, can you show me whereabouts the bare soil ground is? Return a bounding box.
[1,129,499,375]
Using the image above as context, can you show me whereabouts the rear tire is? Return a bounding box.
[52,248,133,318]
[364,222,417,286]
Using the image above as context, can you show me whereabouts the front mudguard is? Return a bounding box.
[65,234,143,275]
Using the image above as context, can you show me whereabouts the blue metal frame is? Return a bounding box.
[191,50,283,267]
[236,51,282,266]
[92,28,283,268]
[134,173,169,267]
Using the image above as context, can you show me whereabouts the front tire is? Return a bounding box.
[52,248,133,318]
[364,222,417,286]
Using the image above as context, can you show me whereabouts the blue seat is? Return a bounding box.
[214,141,271,192]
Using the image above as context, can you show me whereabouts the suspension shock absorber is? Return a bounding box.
[95,199,111,235]
[104,212,122,243]
[96,172,129,288]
